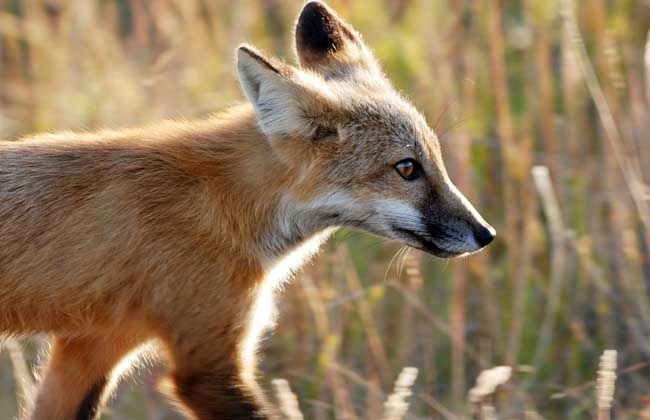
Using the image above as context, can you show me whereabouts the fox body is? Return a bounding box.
[0,2,494,420]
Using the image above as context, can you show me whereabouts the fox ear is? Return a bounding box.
[294,1,380,79]
[236,45,302,138]
[237,45,287,109]
[237,44,339,140]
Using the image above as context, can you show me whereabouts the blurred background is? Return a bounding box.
[1,0,650,418]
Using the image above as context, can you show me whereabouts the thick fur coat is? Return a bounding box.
[0,2,494,419]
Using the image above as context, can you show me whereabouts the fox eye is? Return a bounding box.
[394,159,421,181]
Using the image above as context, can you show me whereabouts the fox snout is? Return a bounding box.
[400,219,495,258]
[420,213,495,255]
[387,182,495,258]
[419,182,495,257]
[473,223,496,248]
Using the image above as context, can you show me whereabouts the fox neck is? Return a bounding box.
[190,104,338,275]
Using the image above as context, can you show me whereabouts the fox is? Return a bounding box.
[0,1,495,420]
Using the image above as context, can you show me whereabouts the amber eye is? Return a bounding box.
[394,159,421,181]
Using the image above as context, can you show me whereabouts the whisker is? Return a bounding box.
[397,247,412,281]
[433,96,460,132]
[383,245,407,284]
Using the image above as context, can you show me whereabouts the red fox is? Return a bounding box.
[0,2,495,419]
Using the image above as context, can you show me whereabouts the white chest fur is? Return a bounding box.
[241,228,335,378]
[263,228,335,288]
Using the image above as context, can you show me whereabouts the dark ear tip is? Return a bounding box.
[236,44,262,65]
[296,1,341,54]
[236,44,283,75]
[237,44,254,57]
[301,1,331,17]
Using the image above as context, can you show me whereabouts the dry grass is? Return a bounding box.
[596,350,617,420]
[1,0,650,418]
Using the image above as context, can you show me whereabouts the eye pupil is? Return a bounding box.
[394,159,420,180]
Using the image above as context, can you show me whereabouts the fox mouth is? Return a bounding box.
[391,226,462,258]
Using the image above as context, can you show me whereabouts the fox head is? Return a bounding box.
[237,1,495,258]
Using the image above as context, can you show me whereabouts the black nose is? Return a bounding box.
[473,224,496,247]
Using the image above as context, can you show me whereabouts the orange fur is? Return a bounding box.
[0,2,494,419]
[2,108,290,419]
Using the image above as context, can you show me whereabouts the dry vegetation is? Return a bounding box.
[1,0,650,418]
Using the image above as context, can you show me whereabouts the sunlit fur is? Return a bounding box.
[0,2,493,419]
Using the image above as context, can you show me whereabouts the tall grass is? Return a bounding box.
[1,0,650,418]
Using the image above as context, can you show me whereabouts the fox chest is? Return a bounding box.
[262,228,335,288]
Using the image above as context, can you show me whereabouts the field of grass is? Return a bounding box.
[1,0,650,418]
